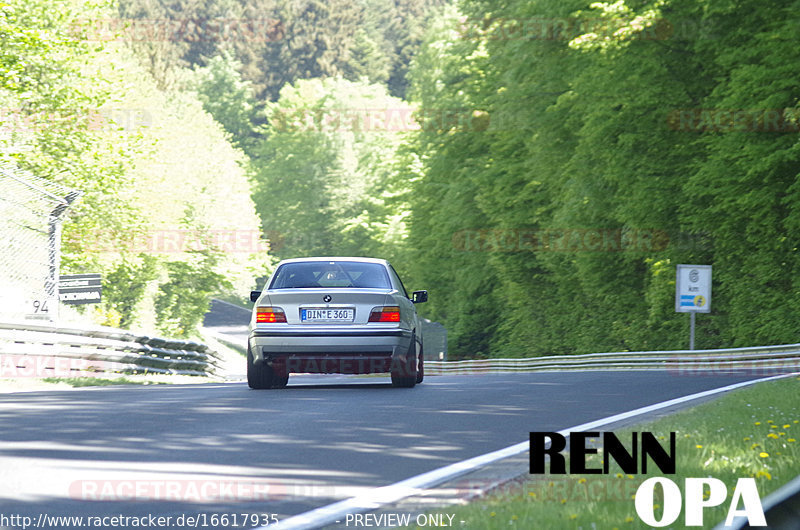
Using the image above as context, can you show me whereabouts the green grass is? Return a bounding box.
[42,376,169,387]
[406,376,800,529]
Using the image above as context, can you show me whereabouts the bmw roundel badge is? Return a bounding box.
[323,295,332,303]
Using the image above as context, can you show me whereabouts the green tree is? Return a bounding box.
[190,50,262,155]
[406,0,800,357]
[2,0,269,335]
[116,0,243,88]
[256,0,363,101]
[403,4,501,357]
[155,251,231,337]
[103,256,158,328]
[252,77,414,260]
[680,0,800,346]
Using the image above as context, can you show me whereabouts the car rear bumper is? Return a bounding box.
[248,327,413,375]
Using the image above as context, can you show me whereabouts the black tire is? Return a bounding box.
[247,345,275,389]
[391,334,417,388]
[272,375,289,389]
[416,343,424,384]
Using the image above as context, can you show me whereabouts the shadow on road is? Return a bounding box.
[0,371,775,528]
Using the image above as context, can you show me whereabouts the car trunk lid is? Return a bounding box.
[262,288,394,325]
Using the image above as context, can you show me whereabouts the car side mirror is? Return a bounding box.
[250,290,261,303]
[411,290,428,304]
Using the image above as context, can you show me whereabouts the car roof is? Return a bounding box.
[276,257,390,266]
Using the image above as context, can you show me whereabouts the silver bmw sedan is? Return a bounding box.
[247,257,428,389]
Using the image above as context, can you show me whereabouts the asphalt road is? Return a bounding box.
[0,370,771,529]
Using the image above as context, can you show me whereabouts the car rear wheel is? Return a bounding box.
[391,334,417,388]
[416,344,424,384]
[272,375,289,388]
[247,345,275,389]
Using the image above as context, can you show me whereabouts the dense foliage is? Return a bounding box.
[1,0,266,337]
[251,77,414,264]
[406,0,800,355]
[3,0,798,353]
[117,0,447,99]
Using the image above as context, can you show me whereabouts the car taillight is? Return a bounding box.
[368,306,401,322]
[256,307,286,323]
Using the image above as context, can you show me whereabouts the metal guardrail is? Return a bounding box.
[0,320,221,378]
[425,343,800,375]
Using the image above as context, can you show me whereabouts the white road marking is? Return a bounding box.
[263,372,798,529]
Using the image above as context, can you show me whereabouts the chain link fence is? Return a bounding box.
[0,161,81,321]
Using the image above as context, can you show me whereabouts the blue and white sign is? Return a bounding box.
[675,265,711,313]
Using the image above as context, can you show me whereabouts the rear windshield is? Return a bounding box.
[269,261,391,289]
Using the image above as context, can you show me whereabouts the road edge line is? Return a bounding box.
[263,372,798,530]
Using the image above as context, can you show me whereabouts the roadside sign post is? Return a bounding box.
[59,273,103,306]
[675,265,711,350]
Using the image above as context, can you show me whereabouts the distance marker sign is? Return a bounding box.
[675,265,711,313]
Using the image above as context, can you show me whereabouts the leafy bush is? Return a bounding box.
[155,252,231,337]
[103,256,158,328]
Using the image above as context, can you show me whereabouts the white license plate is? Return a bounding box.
[301,308,355,322]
